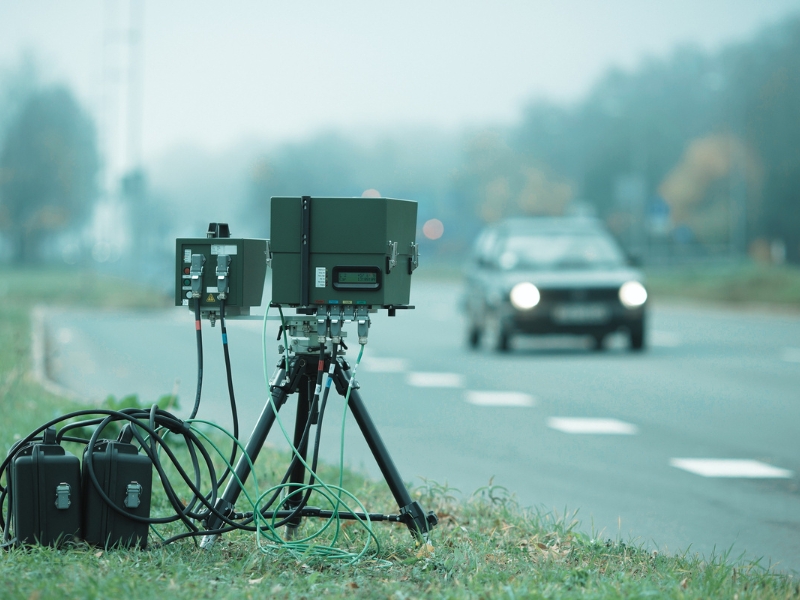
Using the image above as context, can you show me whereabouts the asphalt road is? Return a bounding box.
[44,281,800,572]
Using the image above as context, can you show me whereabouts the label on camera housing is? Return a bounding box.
[316,267,327,288]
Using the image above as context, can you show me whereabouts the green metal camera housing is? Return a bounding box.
[270,196,418,308]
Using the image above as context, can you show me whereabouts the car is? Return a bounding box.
[463,216,647,352]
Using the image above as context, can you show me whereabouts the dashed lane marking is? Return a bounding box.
[781,347,800,363]
[669,458,794,478]
[547,417,638,435]
[361,357,409,373]
[465,391,535,407]
[406,372,464,388]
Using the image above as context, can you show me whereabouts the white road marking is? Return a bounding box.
[650,331,681,347]
[781,347,800,363]
[361,357,409,373]
[465,391,535,407]
[547,417,638,435]
[670,458,794,478]
[406,372,464,388]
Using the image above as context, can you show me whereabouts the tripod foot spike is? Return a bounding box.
[400,501,439,541]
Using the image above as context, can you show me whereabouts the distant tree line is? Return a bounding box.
[0,58,98,264]
[3,16,798,266]
[509,16,800,262]
[250,17,800,263]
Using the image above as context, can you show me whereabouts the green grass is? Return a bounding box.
[1,267,799,599]
[646,262,800,307]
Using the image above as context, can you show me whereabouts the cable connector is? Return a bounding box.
[329,308,343,343]
[355,307,370,344]
[316,306,328,343]
[190,254,206,298]
[342,305,355,327]
[216,254,231,299]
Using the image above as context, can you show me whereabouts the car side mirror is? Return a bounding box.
[627,254,642,267]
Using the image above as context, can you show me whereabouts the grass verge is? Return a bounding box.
[646,262,800,307]
[1,267,798,599]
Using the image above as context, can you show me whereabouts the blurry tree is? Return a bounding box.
[451,130,574,223]
[0,85,98,263]
[507,16,800,262]
[658,134,762,244]
[248,130,460,235]
[732,18,800,262]
[244,15,800,262]
[0,53,40,142]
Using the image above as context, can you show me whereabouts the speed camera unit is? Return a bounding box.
[269,196,419,308]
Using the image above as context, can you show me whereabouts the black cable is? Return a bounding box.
[1,487,10,543]
[0,407,234,544]
[250,343,331,530]
[219,298,239,479]
[82,412,211,526]
[291,343,336,509]
[307,343,336,483]
[190,297,203,420]
[210,355,323,532]
[0,340,355,547]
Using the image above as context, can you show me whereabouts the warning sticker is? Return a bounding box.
[206,294,216,302]
[316,267,327,288]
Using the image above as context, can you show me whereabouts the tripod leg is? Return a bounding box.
[332,361,437,539]
[284,373,312,539]
[201,359,301,547]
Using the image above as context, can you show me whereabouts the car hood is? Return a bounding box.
[493,266,644,291]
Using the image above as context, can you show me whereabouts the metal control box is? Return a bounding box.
[174,237,268,316]
[270,196,418,307]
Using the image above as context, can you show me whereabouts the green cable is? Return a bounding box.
[337,343,364,506]
[250,305,380,563]
[190,410,378,562]
[143,419,260,542]
[186,419,261,510]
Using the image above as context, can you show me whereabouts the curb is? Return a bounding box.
[30,305,85,401]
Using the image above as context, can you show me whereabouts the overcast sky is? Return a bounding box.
[2,0,800,171]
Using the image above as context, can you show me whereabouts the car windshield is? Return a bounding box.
[495,233,625,270]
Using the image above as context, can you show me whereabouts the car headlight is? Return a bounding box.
[510,282,540,310]
[619,281,647,308]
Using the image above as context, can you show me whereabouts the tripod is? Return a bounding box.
[201,314,437,547]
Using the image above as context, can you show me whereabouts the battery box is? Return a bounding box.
[270,196,419,307]
[82,440,153,549]
[8,428,81,546]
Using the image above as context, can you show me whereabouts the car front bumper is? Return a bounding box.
[501,299,645,335]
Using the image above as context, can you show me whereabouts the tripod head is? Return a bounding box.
[274,304,373,357]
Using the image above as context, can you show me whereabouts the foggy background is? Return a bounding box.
[5,3,800,571]
[1,0,800,283]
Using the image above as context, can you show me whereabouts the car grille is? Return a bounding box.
[538,287,619,303]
